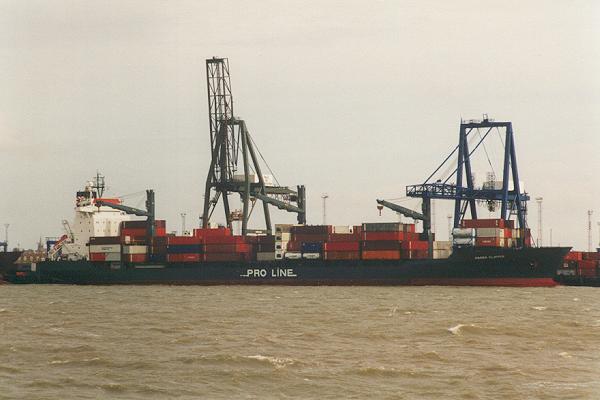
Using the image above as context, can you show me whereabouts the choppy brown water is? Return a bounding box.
[0,286,599,399]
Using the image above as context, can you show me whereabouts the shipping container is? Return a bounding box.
[475,237,505,247]
[462,219,510,229]
[476,228,505,238]
[203,253,249,262]
[403,250,428,259]
[291,233,329,243]
[124,254,147,263]
[452,228,475,238]
[361,250,402,260]
[193,227,232,238]
[401,241,429,251]
[324,251,361,260]
[256,252,277,261]
[361,241,402,251]
[582,252,600,261]
[275,224,293,233]
[433,249,452,259]
[167,253,202,263]
[290,225,332,235]
[284,252,302,260]
[122,245,148,255]
[89,236,121,245]
[89,253,106,262]
[167,236,202,245]
[89,244,121,253]
[166,244,203,254]
[362,231,414,242]
[301,242,323,253]
[362,222,415,233]
[324,242,360,252]
[328,232,361,242]
[302,253,321,259]
[332,225,353,234]
[433,241,452,250]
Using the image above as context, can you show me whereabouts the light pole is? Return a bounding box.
[321,194,329,225]
[180,213,186,235]
[535,197,543,247]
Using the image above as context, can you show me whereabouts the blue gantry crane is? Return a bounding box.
[378,117,530,250]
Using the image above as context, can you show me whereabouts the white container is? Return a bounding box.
[433,241,452,250]
[284,252,302,260]
[332,225,353,234]
[433,249,452,259]
[302,253,321,259]
[452,228,475,238]
[453,237,474,246]
[89,244,121,253]
[275,224,293,233]
[275,232,291,241]
[275,241,288,250]
[122,245,147,255]
[476,228,504,238]
[256,252,276,261]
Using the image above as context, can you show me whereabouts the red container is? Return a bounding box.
[291,233,329,243]
[203,235,246,245]
[121,228,147,237]
[361,241,402,251]
[203,253,249,262]
[476,237,503,247]
[290,225,332,235]
[361,250,401,260]
[89,253,106,262]
[362,231,405,241]
[402,250,428,259]
[167,253,201,263]
[578,260,597,269]
[324,242,360,252]
[463,219,507,229]
[401,241,429,251]
[328,233,361,242]
[124,254,147,263]
[564,252,583,261]
[193,227,232,238]
[204,244,236,253]
[89,236,121,245]
[582,252,600,261]
[287,241,302,252]
[324,251,360,260]
[167,236,202,245]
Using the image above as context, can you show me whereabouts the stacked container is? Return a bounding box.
[459,219,530,248]
[361,222,427,260]
[275,224,293,260]
[89,236,121,262]
[286,225,332,259]
[324,226,361,260]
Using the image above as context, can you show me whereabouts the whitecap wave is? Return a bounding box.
[532,306,547,311]
[245,355,296,368]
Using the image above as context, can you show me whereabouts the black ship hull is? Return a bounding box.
[0,251,23,278]
[5,247,569,286]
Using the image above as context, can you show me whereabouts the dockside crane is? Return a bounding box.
[378,117,530,250]
[202,57,306,235]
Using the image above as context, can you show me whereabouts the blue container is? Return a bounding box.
[301,242,322,253]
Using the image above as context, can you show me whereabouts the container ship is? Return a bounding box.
[2,58,570,285]
[3,177,568,286]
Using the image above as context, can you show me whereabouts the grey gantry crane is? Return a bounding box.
[201,57,306,235]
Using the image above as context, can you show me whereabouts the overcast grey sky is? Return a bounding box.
[1,0,599,250]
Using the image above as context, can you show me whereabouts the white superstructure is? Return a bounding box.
[51,176,133,260]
